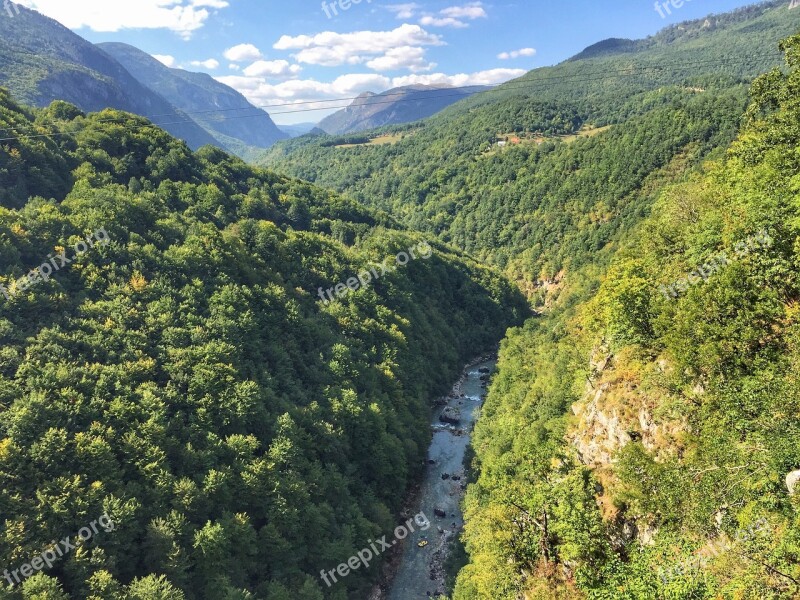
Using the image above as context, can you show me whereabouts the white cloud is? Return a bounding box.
[215,72,392,119]
[366,47,435,72]
[243,60,302,78]
[386,3,419,19]
[440,3,487,19]
[274,24,443,68]
[217,67,523,124]
[229,63,241,71]
[153,54,177,67]
[223,43,263,62]
[419,16,468,28]
[497,47,536,60]
[419,2,486,28]
[18,0,227,38]
[190,58,220,69]
[391,68,525,88]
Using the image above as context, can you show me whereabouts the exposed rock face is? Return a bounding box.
[568,345,687,547]
[791,0,800,10]
[571,347,687,468]
[572,383,631,467]
[786,469,800,495]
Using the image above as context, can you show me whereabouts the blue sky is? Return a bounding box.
[18,0,772,123]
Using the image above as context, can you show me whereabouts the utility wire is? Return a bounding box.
[0,51,780,138]
[0,51,783,143]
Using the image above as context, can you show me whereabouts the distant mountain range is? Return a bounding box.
[278,122,321,138]
[0,3,286,156]
[316,84,490,135]
[99,43,286,157]
[0,5,488,153]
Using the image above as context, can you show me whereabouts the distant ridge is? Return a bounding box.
[0,4,219,150]
[317,84,490,135]
[99,43,287,157]
[568,38,640,61]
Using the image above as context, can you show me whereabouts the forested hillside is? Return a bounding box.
[0,90,526,599]
[454,30,800,600]
[260,3,800,598]
[262,0,800,290]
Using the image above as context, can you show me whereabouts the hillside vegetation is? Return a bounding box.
[454,30,800,600]
[0,91,526,599]
[262,0,800,291]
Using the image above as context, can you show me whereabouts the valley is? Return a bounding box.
[1,0,800,599]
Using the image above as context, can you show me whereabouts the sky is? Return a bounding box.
[16,0,774,124]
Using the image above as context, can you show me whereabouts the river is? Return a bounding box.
[383,357,495,600]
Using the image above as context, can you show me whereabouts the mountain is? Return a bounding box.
[567,37,639,61]
[260,2,800,597]
[263,0,800,283]
[457,32,800,599]
[0,3,218,150]
[0,90,526,598]
[316,84,490,135]
[98,42,287,157]
[278,122,320,137]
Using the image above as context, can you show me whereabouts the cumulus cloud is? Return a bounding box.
[153,54,177,67]
[190,58,220,69]
[386,3,419,19]
[497,47,536,60]
[243,60,302,78]
[18,0,227,38]
[273,24,443,68]
[366,46,435,72]
[217,67,524,122]
[391,68,525,88]
[419,16,467,28]
[223,43,263,62]
[440,3,487,19]
[419,2,486,28]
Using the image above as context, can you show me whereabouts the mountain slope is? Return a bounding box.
[263,0,800,288]
[98,42,287,157]
[0,3,218,150]
[455,33,800,599]
[316,84,489,135]
[0,91,526,598]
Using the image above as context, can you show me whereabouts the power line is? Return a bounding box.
[0,51,784,144]
[0,51,780,138]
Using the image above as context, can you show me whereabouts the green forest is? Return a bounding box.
[454,33,800,599]
[2,0,800,598]
[0,93,525,598]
